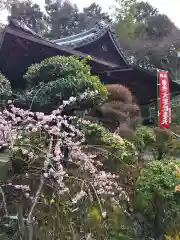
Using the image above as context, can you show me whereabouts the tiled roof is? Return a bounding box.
[53,21,109,48]
[9,19,41,38]
[52,21,129,65]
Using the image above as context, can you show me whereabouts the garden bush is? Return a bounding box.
[76,120,137,165]
[167,125,180,157]
[2,55,180,239]
[86,84,142,140]
[151,127,180,160]
[135,126,156,152]
[14,56,107,112]
[134,126,180,160]
[0,58,136,239]
[153,127,172,159]
[134,160,180,239]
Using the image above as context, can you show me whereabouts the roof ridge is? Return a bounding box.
[107,25,129,65]
[53,20,110,47]
[53,20,129,65]
[9,18,41,38]
[53,28,96,43]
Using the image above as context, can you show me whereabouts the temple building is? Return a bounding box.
[0,19,179,107]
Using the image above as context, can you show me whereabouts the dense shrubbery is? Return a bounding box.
[1,103,130,239]
[134,125,180,160]
[132,126,180,239]
[135,126,156,153]
[135,160,180,239]
[0,56,136,240]
[77,121,137,164]
[0,56,179,239]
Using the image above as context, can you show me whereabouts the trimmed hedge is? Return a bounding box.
[15,56,107,112]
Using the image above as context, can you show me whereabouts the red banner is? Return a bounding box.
[158,71,171,129]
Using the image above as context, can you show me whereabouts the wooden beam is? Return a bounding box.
[96,67,133,74]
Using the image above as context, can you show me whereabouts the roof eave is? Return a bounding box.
[3,26,119,69]
[107,27,129,66]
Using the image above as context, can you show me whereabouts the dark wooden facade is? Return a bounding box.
[0,19,179,105]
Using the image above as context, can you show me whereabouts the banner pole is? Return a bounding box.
[157,69,160,127]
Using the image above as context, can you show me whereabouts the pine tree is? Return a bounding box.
[7,0,47,34]
[88,84,142,140]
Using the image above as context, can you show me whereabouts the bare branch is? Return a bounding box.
[0,186,8,217]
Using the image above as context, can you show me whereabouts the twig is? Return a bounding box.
[17,204,25,240]
[27,178,44,240]
[0,186,8,217]
[88,182,103,216]
[10,231,19,240]
[65,176,103,216]
[69,221,78,240]
[27,137,53,240]
[27,179,44,223]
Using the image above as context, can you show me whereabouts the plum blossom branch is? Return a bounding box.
[0,93,130,238]
[27,137,53,240]
[0,186,8,217]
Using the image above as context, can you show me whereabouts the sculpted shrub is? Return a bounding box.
[14,56,107,112]
[87,84,142,140]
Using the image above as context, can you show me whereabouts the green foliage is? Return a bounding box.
[135,126,156,151]
[45,0,111,39]
[135,160,180,237]
[171,104,180,124]
[153,127,180,159]
[25,56,90,86]
[115,0,158,41]
[8,0,47,34]
[77,121,137,164]
[166,132,180,158]
[0,72,12,107]
[152,127,172,159]
[133,1,158,22]
[137,161,180,200]
[165,233,180,240]
[135,126,180,160]
[3,0,111,38]
[15,56,107,112]
[114,0,179,78]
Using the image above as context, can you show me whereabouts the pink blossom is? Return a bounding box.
[0,94,130,219]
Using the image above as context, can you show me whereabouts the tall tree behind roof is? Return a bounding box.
[45,0,80,39]
[81,3,111,29]
[45,0,111,39]
[115,0,159,40]
[5,0,47,34]
[133,1,158,23]
[2,0,111,39]
[114,0,180,80]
